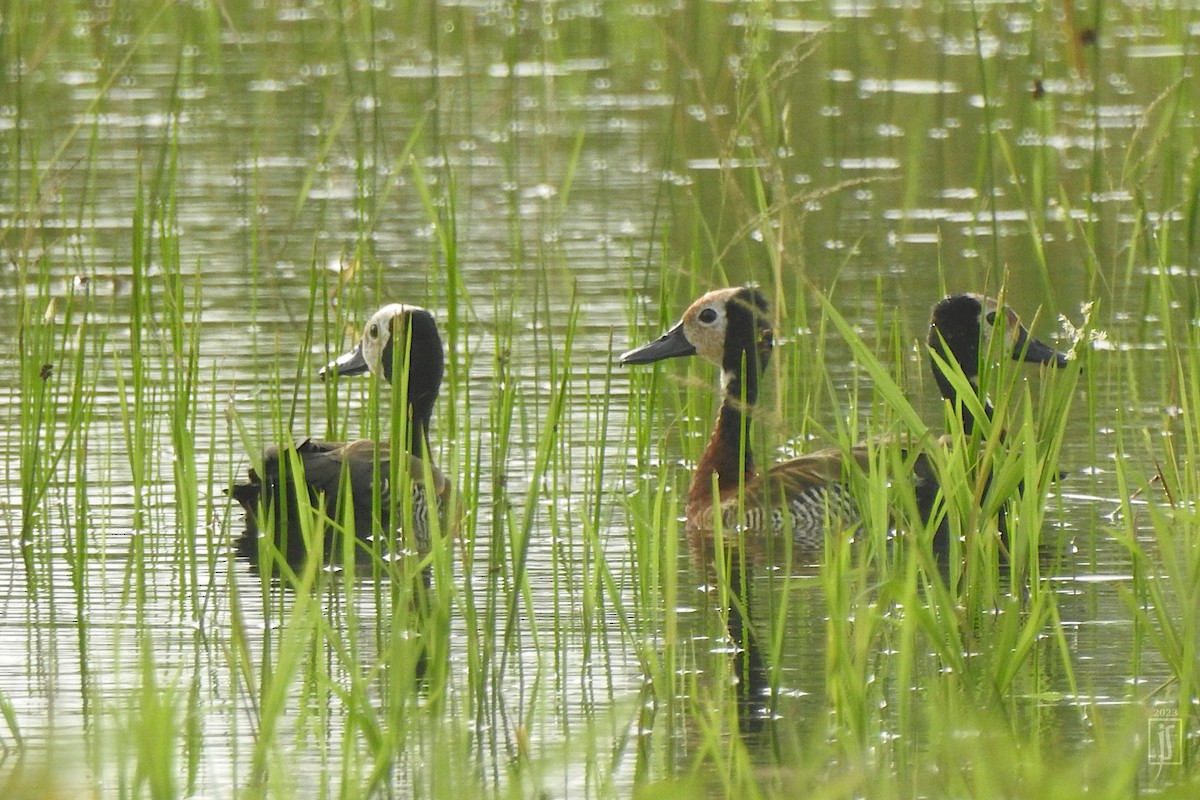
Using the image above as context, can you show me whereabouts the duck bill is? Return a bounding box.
[1012,330,1070,368]
[620,322,696,365]
[319,342,370,380]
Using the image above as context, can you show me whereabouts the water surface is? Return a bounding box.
[1,1,1194,795]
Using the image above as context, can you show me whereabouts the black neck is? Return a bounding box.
[930,352,992,436]
[718,352,758,478]
[715,290,769,480]
[929,294,997,437]
[381,311,444,455]
[412,411,433,455]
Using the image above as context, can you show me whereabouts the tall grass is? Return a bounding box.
[4,0,1200,798]
[613,2,1200,795]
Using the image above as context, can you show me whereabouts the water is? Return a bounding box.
[1,1,1194,796]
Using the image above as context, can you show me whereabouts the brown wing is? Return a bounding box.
[231,439,357,566]
[325,439,451,501]
[232,438,452,569]
[317,440,453,545]
[798,436,943,507]
[767,445,859,489]
[686,446,859,542]
[692,439,940,546]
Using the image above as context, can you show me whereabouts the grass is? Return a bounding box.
[2,0,1200,797]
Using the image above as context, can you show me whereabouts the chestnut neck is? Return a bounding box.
[688,335,765,514]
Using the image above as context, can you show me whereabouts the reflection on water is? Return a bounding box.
[1,0,1195,795]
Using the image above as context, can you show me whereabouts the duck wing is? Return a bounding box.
[712,441,935,545]
[233,439,450,565]
[321,439,451,502]
[686,447,860,541]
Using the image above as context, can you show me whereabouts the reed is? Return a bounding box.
[6,0,1200,797]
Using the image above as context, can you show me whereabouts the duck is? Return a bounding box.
[923,292,1071,545]
[927,292,1069,435]
[619,286,1070,547]
[231,303,450,570]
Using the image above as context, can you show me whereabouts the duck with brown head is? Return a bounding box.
[621,286,858,545]
[621,287,1072,550]
[232,303,450,570]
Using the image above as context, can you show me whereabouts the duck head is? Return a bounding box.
[928,293,1070,431]
[621,286,773,401]
[320,303,445,426]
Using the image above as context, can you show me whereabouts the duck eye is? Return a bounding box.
[985,311,997,325]
[369,323,380,339]
[698,308,718,324]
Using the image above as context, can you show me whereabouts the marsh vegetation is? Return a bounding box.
[2,1,1198,797]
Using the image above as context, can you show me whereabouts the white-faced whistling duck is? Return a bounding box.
[232,303,450,569]
[620,287,1071,549]
[922,292,1072,545]
[927,292,1069,435]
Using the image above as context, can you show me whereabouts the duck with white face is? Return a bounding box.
[232,303,451,571]
[621,286,852,542]
[621,287,1073,550]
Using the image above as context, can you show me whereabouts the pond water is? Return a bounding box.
[1,1,1196,796]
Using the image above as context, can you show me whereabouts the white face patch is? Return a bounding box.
[679,287,740,366]
[720,366,736,395]
[360,303,425,377]
[973,294,1026,363]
